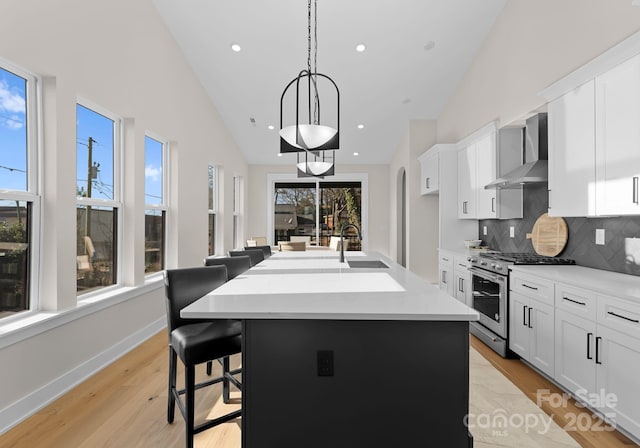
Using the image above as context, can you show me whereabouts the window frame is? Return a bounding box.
[75,99,122,297]
[144,132,168,274]
[0,58,41,320]
[207,165,217,256]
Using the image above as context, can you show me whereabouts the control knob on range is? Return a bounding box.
[495,264,503,271]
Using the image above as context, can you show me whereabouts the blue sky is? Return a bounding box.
[2,67,163,203]
[0,67,27,191]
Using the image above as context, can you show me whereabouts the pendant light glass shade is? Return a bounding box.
[279,71,340,153]
[279,124,338,152]
[296,149,334,178]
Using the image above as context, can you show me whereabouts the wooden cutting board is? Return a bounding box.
[525,213,568,256]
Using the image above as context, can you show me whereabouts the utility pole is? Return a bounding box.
[86,137,95,237]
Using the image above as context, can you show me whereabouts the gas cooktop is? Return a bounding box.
[479,252,576,265]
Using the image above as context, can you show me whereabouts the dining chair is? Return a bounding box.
[164,265,242,448]
[252,236,268,246]
[229,249,264,267]
[243,245,272,259]
[204,255,252,280]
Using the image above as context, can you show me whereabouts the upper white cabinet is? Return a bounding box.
[547,80,596,217]
[457,143,476,219]
[595,54,640,216]
[457,123,523,220]
[418,146,440,195]
[543,31,640,217]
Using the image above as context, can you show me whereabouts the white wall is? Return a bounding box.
[247,164,390,256]
[389,120,439,282]
[437,0,640,142]
[0,0,247,429]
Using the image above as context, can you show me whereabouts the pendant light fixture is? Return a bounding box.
[279,0,339,178]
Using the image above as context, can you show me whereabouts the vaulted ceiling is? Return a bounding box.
[153,0,506,165]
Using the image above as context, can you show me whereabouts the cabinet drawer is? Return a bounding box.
[510,272,553,306]
[454,254,470,272]
[555,284,596,321]
[597,294,640,339]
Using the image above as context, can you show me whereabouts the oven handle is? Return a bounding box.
[469,267,506,284]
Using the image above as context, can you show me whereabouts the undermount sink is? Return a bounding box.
[347,259,389,269]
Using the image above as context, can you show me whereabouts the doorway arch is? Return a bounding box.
[396,167,407,267]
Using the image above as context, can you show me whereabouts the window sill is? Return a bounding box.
[0,277,164,350]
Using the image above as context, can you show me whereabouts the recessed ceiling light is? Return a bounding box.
[424,41,436,51]
[353,152,359,156]
[357,124,365,129]
[267,125,275,130]
[277,153,283,157]
[231,43,242,52]
[355,43,366,52]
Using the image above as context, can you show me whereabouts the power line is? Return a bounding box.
[0,164,26,173]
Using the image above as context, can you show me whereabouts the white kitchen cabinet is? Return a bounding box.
[554,308,597,396]
[596,324,640,435]
[418,148,439,195]
[457,123,521,220]
[547,80,596,217]
[595,54,640,216]
[509,272,555,377]
[475,132,497,219]
[457,144,476,219]
[453,255,471,306]
[438,251,454,297]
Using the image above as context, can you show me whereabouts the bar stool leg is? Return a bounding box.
[185,365,195,448]
[167,348,177,423]
[222,356,230,403]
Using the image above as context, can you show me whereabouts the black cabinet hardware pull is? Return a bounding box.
[491,197,496,213]
[458,277,464,293]
[595,336,602,365]
[607,311,639,323]
[563,296,586,306]
[522,283,538,290]
[634,177,639,205]
[587,332,593,360]
[528,307,533,329]
[523,305,528,327]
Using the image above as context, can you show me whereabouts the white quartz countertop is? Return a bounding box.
[510,264,640,304]
[181,251,479,321]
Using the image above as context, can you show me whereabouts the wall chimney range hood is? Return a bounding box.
[485,113,548,190]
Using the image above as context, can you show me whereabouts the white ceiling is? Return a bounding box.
[153,0,506,165]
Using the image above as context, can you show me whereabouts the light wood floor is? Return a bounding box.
[0,331,637,447]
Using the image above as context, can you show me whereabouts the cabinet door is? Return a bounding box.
[421,152,439,195]
[595,54,640,216]
[555,309,596,396]
[438,256,454,297]
[596,324,640,436]
[509,292,530,358]
[547,80,596,217]
[457,145,476,219]
[529,300,555,377]
[453,270,471,305]
[475,132,497,219]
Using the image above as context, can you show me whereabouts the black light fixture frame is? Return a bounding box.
[279,69,340,153]
[296,148,335,178]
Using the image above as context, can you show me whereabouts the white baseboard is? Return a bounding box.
[0,317,166,434]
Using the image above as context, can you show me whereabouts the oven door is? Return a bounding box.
[469,267,507,338]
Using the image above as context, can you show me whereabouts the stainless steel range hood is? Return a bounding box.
[485,113,548,190]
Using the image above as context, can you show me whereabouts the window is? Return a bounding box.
[144,135,167,274]
[233,176,242,249]
[76,102,120,295]
[273,181,362,248]
[208,165,217,255]
[0,61,38,320]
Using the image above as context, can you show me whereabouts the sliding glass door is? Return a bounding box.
[274,181,362,248]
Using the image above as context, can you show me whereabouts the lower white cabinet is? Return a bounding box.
[596,324,640,436]
[438,252,454,297]
[555,290,640,437]
[554,308,597,395]
[453,255,471,306]
[509,291,555,377]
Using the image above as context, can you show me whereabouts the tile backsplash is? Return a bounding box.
[479,184,640,276]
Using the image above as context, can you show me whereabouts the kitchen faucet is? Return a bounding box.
[339,224,362,263]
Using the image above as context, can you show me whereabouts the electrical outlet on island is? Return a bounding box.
[509,226,515,238]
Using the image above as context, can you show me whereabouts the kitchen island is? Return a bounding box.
[182,251,479,447]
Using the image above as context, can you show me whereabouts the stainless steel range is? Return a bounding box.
[468,252,575,357]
